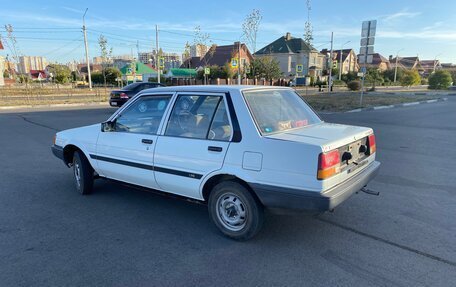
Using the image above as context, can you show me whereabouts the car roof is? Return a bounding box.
[139,85,293,94]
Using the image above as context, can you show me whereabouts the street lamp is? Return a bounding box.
[338,40,351,81]
[393,48,404,83]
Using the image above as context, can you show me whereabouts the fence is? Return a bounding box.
[0,84,111,106]
[166,77,291,86]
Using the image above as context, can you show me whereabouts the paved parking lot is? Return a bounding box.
[1,97,455,286]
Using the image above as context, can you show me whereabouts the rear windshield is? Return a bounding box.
[123,83,142,91]
[243,89,321,135]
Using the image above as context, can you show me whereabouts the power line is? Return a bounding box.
[12,27,80,30]
[42,37,83,57]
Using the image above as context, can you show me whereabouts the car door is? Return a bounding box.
[154,93,233,199]
[95,94,173,189]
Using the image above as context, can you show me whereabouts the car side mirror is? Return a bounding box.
[101,120,116,132]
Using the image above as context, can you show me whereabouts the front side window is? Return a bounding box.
[115,95,172,134]
[165,95,231,140]
[243,89,321,135]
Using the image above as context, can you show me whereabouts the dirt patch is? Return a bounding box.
[299,92,441,112]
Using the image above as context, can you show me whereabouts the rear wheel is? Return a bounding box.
[72,151,94,195]
[208,181,264,240]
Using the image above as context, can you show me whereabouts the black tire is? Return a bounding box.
[208,181,264,241]
[72,151,94,195]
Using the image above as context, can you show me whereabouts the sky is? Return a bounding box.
[1,0,455,64]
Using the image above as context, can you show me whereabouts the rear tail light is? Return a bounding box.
[368,134,376,154]
[317,149,341,180]
[120,92,128,99]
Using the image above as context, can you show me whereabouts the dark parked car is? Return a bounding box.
[109,82,166,107]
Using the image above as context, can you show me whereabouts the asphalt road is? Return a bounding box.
[1,98,455,286]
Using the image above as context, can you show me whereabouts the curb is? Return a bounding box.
[346,97,448,113]
[0,102,110,110]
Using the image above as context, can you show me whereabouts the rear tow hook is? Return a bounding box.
[360,186,380,196]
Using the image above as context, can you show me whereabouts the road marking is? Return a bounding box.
[402,102,420,106]
[347,108,362,113]
[373,105,394,110]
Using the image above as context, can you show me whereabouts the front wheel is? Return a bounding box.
[208,181,264,240]
[72,151,94,195]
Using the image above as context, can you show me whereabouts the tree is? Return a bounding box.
[103,67,121,85]
[400,69,421,87]
[91,72,104,84]
[304,0,313,45]
[428,70,452,89]
[366,68,384,90]
[242,9,262,54]
[182,41,191,61]
[194,26,213,84]
[242,9,262,78]
[449,70,456,85]
[223,62,235,79]
[47,64,71,85]
[251,56,282,80]
[383,68,404,83]
[98,34,113,88]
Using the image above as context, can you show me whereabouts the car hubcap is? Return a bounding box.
[74,162,81,189]
[216,193,247,232]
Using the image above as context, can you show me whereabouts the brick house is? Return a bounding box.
[181,42,253,73]
[357,53,391,71]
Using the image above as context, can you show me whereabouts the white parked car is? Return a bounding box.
[51,85,380,240]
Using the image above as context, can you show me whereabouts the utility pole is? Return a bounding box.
[393,48,403,83]
[237,41,241,85]
[339,41,350,81]
[328,32,333,93]
[155,25,160,84]
[82,8,92,90]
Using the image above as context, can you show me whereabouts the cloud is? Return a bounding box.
[377,29,456,40]
[61,6,85,14]
[382,10,421,22]
[423,21,444,31]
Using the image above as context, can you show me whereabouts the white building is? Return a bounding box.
[190,44,208,58]
[18,56,47,73]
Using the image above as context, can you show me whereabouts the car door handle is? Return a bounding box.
[208,146,223,152]
[141,139,153,144]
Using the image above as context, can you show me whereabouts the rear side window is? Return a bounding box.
[243,89,321,135]
[165,95,231,140]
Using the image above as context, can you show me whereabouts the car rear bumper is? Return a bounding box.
[250,161,381,214]
[109,98,128,107]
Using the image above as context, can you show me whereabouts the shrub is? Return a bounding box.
[341,71,358,83]
[428,70,452,89]
[347,80,361,91]
[400,70,421,87]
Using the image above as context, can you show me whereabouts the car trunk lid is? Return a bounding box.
[265,122,374,189]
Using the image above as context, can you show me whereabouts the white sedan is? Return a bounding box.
[51,85,380,240]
